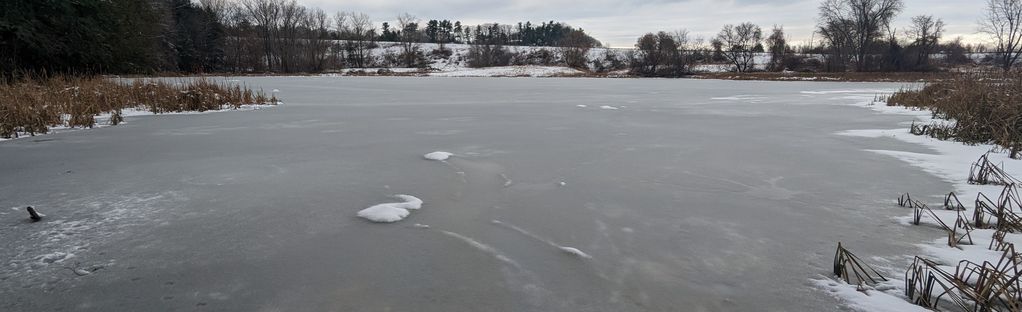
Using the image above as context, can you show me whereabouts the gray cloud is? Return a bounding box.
[300,0,987,47]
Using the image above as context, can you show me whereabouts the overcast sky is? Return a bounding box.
[298,0,986,48]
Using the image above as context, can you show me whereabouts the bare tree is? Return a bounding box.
[559,30,595,70]
[241,0,284,71]
[712,23,763,72]
[396,13,421,67]
[765,25,788,71]
[343,12,376,68]
[276,0,305,72]
[818,0,904,71]
[906,15,944,69]
[630,31,689,77]
[302,8,331,72]
[981,0,1022,70]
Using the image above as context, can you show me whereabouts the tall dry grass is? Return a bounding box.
[0,76,277,139]
[887,71,1022,157]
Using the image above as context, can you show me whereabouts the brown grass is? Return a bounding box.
[0,75,277,139]
[887,71,1022,157]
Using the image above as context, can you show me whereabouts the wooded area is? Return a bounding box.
[1,0,1021,78]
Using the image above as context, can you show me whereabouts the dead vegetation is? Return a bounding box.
[0,75,277,139]
[837,153,1022,311]
[888,72,1022,158]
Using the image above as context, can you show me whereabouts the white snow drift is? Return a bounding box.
[357,195,423,223]
[423,151,453,161]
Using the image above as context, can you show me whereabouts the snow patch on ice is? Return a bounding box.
[423,151,453,161]
[558,247,593,259]
[599,105,619,110]
[357,195,424,223]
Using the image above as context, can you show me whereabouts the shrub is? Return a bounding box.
[888,71,1022,157]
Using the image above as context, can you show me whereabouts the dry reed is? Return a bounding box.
[0,75,277,139]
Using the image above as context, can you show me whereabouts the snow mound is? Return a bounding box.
[357,195,424,223]
[423,151,453,161]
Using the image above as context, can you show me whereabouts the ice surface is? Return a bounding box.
[3,78,933,311]
[492,220,592,259]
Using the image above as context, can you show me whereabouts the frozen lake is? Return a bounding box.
[1,77,947,311]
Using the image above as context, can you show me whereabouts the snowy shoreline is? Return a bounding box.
[820,95,1022,311]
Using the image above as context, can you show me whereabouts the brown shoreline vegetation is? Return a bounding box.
[887,71,1022,158]
[0,76,277,139]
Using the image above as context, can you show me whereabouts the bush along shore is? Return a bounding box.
[0,76,278,140]
[887,71,1022,158]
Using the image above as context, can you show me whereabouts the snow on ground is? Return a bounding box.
[0,104,276,143]
[423,151,453,161]
[356,195,424,223]
[325,41,789,77]
[812,279,930,312]
[429,66,583,78]
[824,94,1022,311]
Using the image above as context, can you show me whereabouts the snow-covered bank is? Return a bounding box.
[0,104,276,142]
[429,66,583,77]
[822,96,1022,311]
[323,42,779,78]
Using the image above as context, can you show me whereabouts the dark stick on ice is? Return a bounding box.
[27,206,42,221]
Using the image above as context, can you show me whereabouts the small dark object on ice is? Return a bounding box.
[27,206,42,221]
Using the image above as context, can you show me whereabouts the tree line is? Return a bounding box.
[4,0,1022,78]
[0,0,600,76]
[627,0,1022,77]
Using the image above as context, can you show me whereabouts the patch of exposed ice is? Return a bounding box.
[357,195,423,223]
[440,230,518,266]
[37,251,72,264]
[423,151,453,161]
